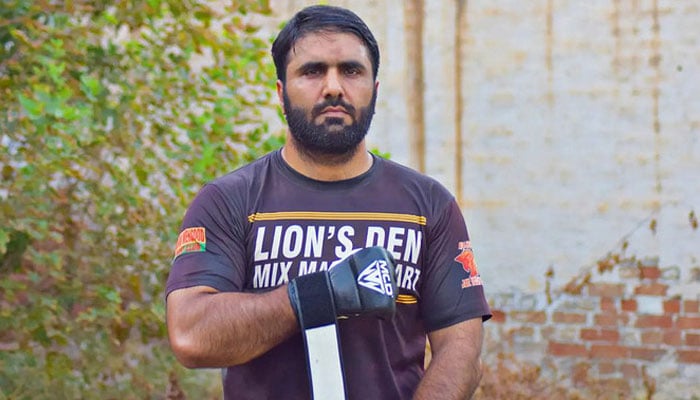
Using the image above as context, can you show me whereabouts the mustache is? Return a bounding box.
[311,98,356,119]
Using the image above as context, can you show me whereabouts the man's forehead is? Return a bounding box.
[287,31,371,64]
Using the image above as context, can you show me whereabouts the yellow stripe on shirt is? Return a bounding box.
[397,294,418,304]
[248,211,427,225]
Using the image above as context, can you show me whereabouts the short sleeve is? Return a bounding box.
[165,183,247,297]
[419,199,491,331]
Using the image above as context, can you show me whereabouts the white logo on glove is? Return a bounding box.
[357,260,394,297]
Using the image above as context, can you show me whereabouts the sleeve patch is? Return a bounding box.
[455,240,483,288]
[174,227,206,260]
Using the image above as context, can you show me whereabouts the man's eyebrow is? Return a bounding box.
[295,60,368,73]
[339,60,367,71]
[296,61,327,73]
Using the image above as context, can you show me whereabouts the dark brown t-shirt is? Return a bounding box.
[166,149,491,400]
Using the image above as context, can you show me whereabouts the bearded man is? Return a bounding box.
[165,5,491,400]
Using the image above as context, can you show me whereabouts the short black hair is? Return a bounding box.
[271,5,380,83]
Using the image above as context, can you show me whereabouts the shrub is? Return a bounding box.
[0,1,282,397]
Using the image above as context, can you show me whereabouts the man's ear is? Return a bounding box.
[276,80,285,112]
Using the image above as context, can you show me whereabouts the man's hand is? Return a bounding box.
[287,246,398,328]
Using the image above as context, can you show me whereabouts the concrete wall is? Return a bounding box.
[267,1,700,396]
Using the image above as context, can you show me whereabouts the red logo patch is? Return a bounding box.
[455,241,483,288]
[455,241,478,276]
[174,227,206,259]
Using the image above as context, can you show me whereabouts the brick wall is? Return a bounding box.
[485,254,700,398]
[265,2,700,395]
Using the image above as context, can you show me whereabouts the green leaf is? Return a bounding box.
[135,164,148,185]
[46,61,66,84]
[79,74,102,101]
[0,228,9,254]
[18,94,44,120]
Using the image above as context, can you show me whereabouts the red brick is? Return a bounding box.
[641,331,663,344]
[684,300,700,313]
[635,315,673,329]
[580,328,596,340]
[620,299,637,312]
[510,326,534,338]
[678,350,700,364]
[571,363,590,388]
[639,266,661,280]
[588,283,625,297]
[620,363,639,379]
[687,333,700,346]
[553,312,587,324]
[541,326,556,339]
[664,330,682,346]
[677,316,700,329]
[600,378,630,393]
[511,311,547,324]
[548,341,587,357]
[634,283,668,296]
[590,344,628,359]
[595,313,630,327]
[663,299,681,313]
[491,309,506,323]
[599,361,616,374]
[629,347,666,361]
[600,297,616,311]
[581,328,620,342]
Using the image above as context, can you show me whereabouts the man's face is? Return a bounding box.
[278,31,378,158]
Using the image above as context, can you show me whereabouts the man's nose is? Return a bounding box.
[322,69,344,99]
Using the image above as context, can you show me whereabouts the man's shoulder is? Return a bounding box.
[209,150,279,189]
[376,156,452,195]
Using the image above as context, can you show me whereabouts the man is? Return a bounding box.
[166,5,491,399]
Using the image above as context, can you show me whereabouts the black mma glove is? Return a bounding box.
[287,246,398,329]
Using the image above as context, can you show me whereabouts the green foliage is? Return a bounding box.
[0,0,282,397]
[369,147,391,159]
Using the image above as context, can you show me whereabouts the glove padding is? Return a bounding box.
[288,246,398,329]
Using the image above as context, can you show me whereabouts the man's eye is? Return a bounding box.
[304,68,321,76]
[344,68,360,76]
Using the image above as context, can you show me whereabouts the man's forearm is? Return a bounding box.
[413,318,484,400]
[413,353,482,400]
[166,285,298,368]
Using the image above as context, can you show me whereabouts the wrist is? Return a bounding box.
[287,271,336,328]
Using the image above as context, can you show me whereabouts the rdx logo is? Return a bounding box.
[357,260,394,297]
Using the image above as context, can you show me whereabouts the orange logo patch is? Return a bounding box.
[455,241,478,276]
[174,227,206,259]
[455,241,483,288]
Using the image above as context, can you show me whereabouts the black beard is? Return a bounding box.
[283,88,376,165]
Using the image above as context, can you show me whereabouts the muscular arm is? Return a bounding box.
[413,318,484,400]
[166,285,299,368]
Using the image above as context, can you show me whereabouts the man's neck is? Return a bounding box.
[280,140,373,182]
